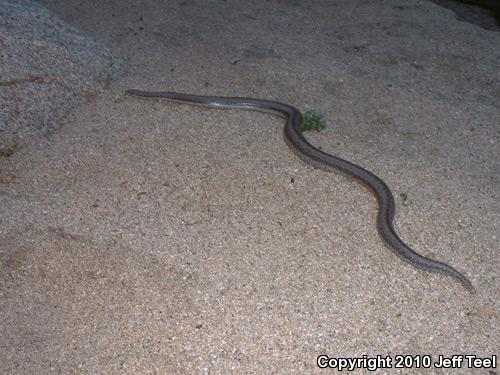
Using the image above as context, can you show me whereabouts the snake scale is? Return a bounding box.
[126,89,474,293]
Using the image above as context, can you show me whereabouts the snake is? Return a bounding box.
[125,89,475,293]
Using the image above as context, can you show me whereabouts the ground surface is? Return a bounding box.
[1,0,498,374]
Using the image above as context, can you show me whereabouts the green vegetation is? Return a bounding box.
[300,111,327,132]
[400,192,409,206]
[0,140,18,157]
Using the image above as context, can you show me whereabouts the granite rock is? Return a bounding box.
[0,0,123,155]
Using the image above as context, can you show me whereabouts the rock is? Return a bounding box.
[429,0,500,31]
[0,0,123,155]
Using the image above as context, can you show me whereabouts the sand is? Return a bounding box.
[1,0,498,373]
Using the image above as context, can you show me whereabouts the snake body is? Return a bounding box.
[126,89,474,293]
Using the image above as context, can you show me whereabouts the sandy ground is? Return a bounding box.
[1,0,499,374]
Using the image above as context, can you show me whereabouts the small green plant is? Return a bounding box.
[400,192,409,206]
[300,111,326,132]
[0,137,19,157]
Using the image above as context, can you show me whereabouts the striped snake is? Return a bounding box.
[126,89,474,293]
